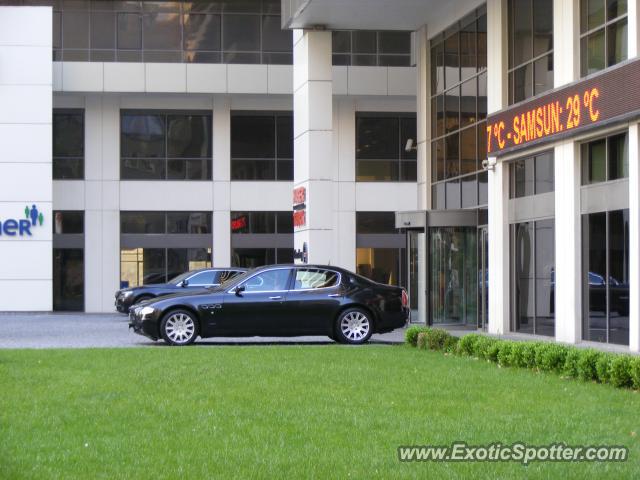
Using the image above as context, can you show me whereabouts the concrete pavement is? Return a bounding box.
[0,312,407,349]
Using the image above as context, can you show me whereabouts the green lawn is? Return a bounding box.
[1,345,639,479]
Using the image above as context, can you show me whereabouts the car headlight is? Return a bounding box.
[140,306,156,318]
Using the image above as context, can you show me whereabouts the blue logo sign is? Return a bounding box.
[0,205,44,236]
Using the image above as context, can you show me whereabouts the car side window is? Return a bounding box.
[187,271,216,286]
[293,269,340,290]
[242,269,291,292]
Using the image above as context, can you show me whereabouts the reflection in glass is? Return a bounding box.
[53,249,84,311]
[120,247,211,288]
[513,220,555,336]
[429,227,477,325]
[356,248,405,286]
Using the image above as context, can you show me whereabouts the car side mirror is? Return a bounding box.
[234,285,246,296]
[181,279,189,288]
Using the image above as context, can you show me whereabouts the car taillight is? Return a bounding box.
[401,289,408,307]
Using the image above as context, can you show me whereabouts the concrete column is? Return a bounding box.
[293,29,333,264]
[332,98,356,271]
[554,141,582,343]
[552,0,581,342]
[486,0,510,334]
[553,0,580,87]
[213,96,231,267]
[629,124,640,351]
[416,25,430,211]
[0,7,53,311]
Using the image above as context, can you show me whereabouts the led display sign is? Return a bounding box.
[486,59,640,156]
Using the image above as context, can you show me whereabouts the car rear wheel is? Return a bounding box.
[335,308,373,345]
[160,310,198,346]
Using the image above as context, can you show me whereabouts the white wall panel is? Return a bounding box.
[62,62,103,92]
[186,64,227,93]
[0,46,51,85]
[355,183,418,211]
[0,124,51,164]
[0,85,51,124]
[104,63,145,92]
[228,65,268,93]
[119,182,213,211]
[230,182,292,211]
[146,63,187,93]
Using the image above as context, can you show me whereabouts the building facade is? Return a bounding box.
[1,0,639,353]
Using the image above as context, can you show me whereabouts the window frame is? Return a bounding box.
[53,108,85,180]
[120,110,212,181]
[579,0,628,77]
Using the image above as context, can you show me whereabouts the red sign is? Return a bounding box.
[230,216,247,232]
[293,210,306,228]
[486,58,640,155]
[293,186,306,206]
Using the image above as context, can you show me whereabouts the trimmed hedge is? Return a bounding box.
[405,329,640,390]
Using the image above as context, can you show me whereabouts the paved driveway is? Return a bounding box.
[0,312,406,349]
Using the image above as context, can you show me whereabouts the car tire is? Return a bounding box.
[335,308,373,345]
[160,309,199,346]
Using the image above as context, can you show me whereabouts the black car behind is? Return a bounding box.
[115,268,246,313]
[129,264,409,345]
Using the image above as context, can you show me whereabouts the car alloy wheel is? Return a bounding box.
[161,310,198,346]
[337,308,372,344]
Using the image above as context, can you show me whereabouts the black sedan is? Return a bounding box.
[129,264,409,345]
[115,268,246,313]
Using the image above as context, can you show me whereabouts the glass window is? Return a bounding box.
[167,212,212,234]
[187,270,216,286]
[242,268,291,292]
[582,209,629,345]
[53,110,84,180]
[431,7,487,209]
[53,249,84,312]
[121,111,211,180]
[262,15,291,53]
[356,212,397,234]
[183,13,221,51]
[581,132,628,184]
[293,269,340,289]
[143,13,181,50]
[512,219,555,336]
[117,12,142,50]
[223,14,260,52]
[91,12,116,50]
[356,114,416,182]
[120,247,211,288]
[332,30,411,66]
[356,248,405,286]
[580,0,627,76]
[508,0,554,103]
[121,212,165,234]
[53,211,84,234]
[510,151,554,198]
[231,112,292,181]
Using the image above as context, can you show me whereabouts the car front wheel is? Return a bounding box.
[335,308,373,345]
[160,310,199,346]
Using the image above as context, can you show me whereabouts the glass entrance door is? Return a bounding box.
[429,227,478,325]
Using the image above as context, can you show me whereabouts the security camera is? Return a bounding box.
[405,138,416,152]
[482,158,497,171]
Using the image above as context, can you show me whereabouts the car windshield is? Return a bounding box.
[167,271,193,285]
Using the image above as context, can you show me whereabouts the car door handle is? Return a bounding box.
[327,293,341,297]
[269,296,283,300]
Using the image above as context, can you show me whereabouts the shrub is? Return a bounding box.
[522,342,539,369]
[471,336,496,360]
[536,344,570,373]
[596,353,615,384]
[497,342,514,367]
[405,326,428,347]
[563,348,581,378]
[416,332,428,350]
[443,335,459,354]
[458,334,481,356]
[577,349,602,382]
[485,341,501,363]
[427,329,451,351]
[508,342,528,368]
[610,355,633,388]
[630,357,640,390]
